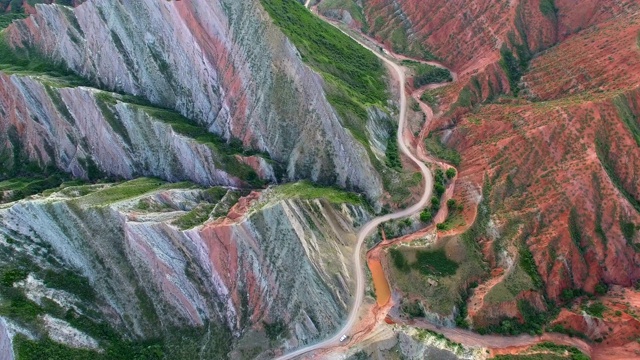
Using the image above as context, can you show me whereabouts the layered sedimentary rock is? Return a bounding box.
[0,182,370,355]
[324,0,640,339]
[1,0,385,199]
[0,72,273,187]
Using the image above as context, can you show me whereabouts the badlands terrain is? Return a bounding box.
[0,0,639,359]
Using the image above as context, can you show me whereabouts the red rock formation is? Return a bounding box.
[325,0,640,342]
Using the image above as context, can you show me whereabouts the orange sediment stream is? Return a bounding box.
[368,258,391,306]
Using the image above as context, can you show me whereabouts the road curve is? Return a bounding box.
[276,5,435,360]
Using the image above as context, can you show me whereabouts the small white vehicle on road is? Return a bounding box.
[339,335,348,342]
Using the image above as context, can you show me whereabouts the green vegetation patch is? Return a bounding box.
[595,136,640,213]
[412,248,459,276]
[484,263,535,304]
[0,33,90,87]
[584,301,606,318]
[390,248,410,273]
[263,319,289,343]
[613,95,640,147]
[424,133,461,166]
[403,61,453,88]
[173,203,216,230]
[261,0,387,146]
[519,245,543,288]
[0,174,72,203]
[98,92,268,187]
[390,246,461,277]
[94,93,132,147]
[0,12,27,30]
[387,236,484,315]
[73,178,180,206]
[540,0,559,20]
[272,181,363,205]
[401,299,425,318]
[385,129,401,169]
[477,299,552,336]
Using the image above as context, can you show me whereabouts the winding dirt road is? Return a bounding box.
[276,4,435,360]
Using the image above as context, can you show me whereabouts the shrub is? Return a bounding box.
[420,210,433,223]
[621,221,637,241]
[385,131,402,169]
[390,249,410,273]
[585,302,606,318]
[412,248,459,276]
[424,133,461,166]
[264,320,289,342]
[446,168,456,179]
[401,300,425,318]
[447,199,457,209]
[595,283,608,295]
[0,268,29,286]
[519,245,543,289]
[540,0,558,19]
[412,63,453,88]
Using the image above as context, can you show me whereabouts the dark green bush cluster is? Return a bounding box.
[477,300,552,336]
[389,247,459,277]
[390,248,410,273]
[401,300,425,318]
[454,282,476,328]
[621,220,637,241]
[260,0,386,106]
[424,133,461,166]
[518,245,543,289]
[421,168,457,224]
[385,130,401,169]
[264,319,289,342]
[548,324,590,340]
[584,301,606,318]
[539,0,558,19]
[560,288,586,302]
[533,342,589,360]
[413,248,459,276]
[412,63,453,88]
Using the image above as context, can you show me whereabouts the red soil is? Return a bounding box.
[323,0,640,355]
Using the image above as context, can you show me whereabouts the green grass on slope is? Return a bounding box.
[73,178,188,206]
[424,132,461,166]
[0,12,26,30]
[273,181,363,205]
[0,33,90,87]
[401,61,453,88]
[261,0,387,145]
[95,92,270,187]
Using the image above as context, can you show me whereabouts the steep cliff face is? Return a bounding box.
[0,181,370,357]
[1,0,386,200]
[0,72,274,187]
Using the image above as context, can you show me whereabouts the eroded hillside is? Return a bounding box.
[320,0,640,357]
[0,180,370,358]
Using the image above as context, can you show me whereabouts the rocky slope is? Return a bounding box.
[0,0,391,201]
[0,180,370,358]
[0,72,275,187]
[323,0,640,346]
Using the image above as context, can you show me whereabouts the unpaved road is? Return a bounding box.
[275,4,435,360]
